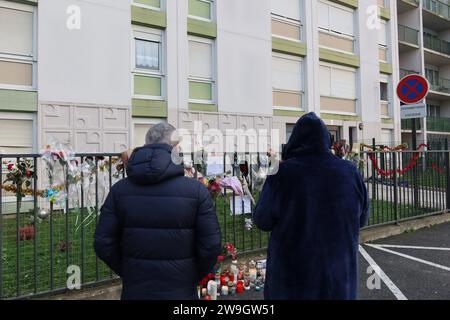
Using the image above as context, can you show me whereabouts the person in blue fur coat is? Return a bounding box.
[254,112,369,300]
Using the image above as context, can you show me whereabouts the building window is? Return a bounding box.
[272,53,303,109]
[318,0,355,38]
[320,63,357,114]
[132,118,164,149]
[380,80,388,102]
[286,123,295,142]
[427,104,441,118]
[188,0,213,21]
[132,0,161,10]
[378,20,388,62]
[188,36,214,104]
[380,74,389,117]
[0,1,36,90]
[320,63,356,99]
[132,27,164,100]
[0,113,35,154]
[135,39,160,70]
[271,0,302,41]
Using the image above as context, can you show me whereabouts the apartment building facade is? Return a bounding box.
[398,0,450,146]
[0,0,401,154]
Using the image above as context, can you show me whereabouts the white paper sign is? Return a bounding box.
[230,196,252,215]
[400,103,426,119]
[206,156,224,176]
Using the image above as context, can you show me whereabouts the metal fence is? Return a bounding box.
[1,150,449,299]
[360,149,449,227]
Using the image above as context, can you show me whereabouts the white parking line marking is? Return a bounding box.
[374,244,450,251]
[366,244,450,272]
[359,245,408,300]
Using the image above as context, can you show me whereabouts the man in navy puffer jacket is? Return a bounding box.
[94,123,222,300]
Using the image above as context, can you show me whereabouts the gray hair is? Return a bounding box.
[145,122,180,147]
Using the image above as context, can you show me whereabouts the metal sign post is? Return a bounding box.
[397,74,430,210]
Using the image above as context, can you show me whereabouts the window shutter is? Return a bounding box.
[378,22,387,46]
[331,68,356,98]
[272,55,302,92]
[189,40,212,79]
[0,7,33,56]
[319,65,331,96]
[330,6,354,36]
[318,1,330,30]
[271,0,301,21]
[0,119,33,153]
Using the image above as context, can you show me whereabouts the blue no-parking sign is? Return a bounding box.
[396,74,429,119]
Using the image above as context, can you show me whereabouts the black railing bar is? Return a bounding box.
[33,157,38,294]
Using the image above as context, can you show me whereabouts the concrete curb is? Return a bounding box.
[360,211,450,243]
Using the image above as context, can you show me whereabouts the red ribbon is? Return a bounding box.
[367,144,444,177]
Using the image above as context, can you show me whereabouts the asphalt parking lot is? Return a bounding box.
[221,222,450,300]
[358,221,450,300]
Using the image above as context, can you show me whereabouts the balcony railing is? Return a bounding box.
[402,116,450,132]
[424,33,450,55]
[400,68,419,79]
[428,77,450,93]
[427,116,450,132]
[398,24,419,46]
[423,0,450,20]
[401,118,422,130]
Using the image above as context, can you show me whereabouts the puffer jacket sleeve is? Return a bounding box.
[94,188,122,276]
[253,173,280,232]
[195,185,221,280]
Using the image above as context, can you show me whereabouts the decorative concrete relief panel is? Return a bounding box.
[103,132,129,153]
[179,111,201,131]
[200,113,219,132]
[74,106,101,130]
[42,104,71,129]
[42,131,72,146]
[74,131,102,152]
[219,114,238,131]
[39,103,130,153]
[237,116,255,131]
[103,107,128,130]
[254,116,271,131]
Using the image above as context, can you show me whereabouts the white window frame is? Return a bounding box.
[272,52,304,110]
[131,0,164,11]
[188,0,215,23]
[132,26,165,101]
[318,0,355,40]
[320,62,357,101]
[188,35,215,104]
[0,0,37,91]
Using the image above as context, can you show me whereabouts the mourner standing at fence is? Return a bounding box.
[254,112,369,300]
[94,123,222,300]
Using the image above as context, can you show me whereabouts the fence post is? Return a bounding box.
[0,156,3,299]
[445,139,450,211]
[393,152,399,224]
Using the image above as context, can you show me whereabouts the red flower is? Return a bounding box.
[26,170,32,178]
[199,276,209,287]
[239,161,249,177]
[217,255,224,262]
[7,163,14,171]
